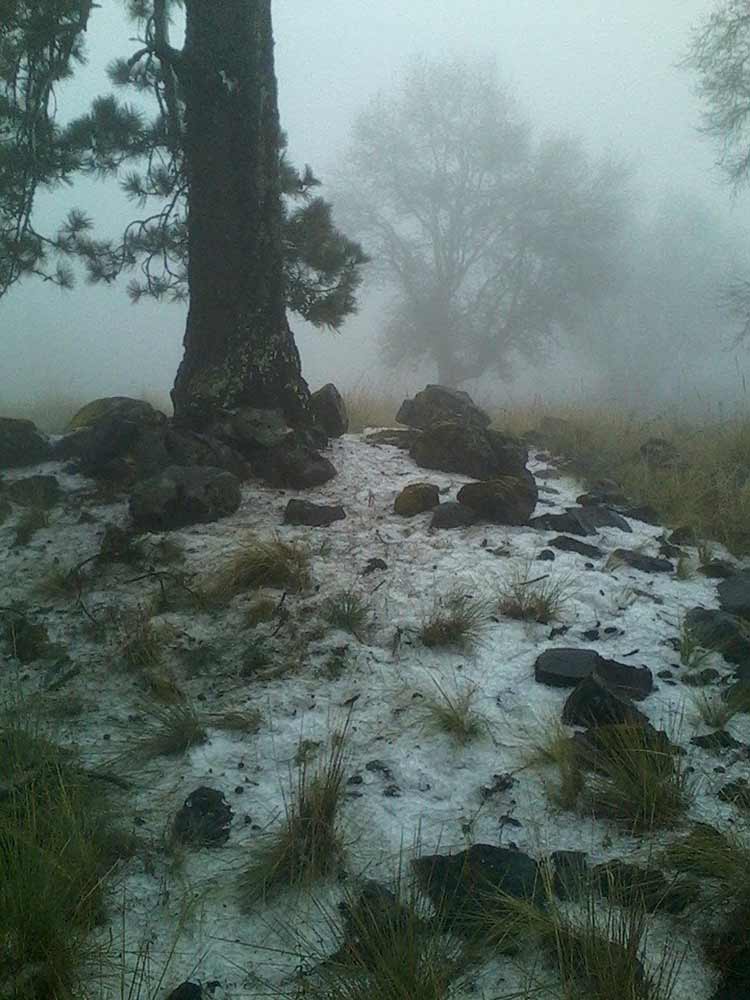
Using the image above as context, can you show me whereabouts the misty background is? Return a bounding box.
[3,0,749,415]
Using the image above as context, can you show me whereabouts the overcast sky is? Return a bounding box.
[3,0,746,412]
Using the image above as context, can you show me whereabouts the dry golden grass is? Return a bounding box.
[204,534,311,603]
[343,384,401,432]
[514,402,750,555]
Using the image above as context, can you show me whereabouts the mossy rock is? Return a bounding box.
[0,417,50,468]
[394,482,440,517]
[68,396,166,431]
[6,474,60,508]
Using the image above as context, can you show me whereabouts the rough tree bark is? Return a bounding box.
[170,0,310,427]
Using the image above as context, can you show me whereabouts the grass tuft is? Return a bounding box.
[498,561,574,624]
[205,534,311,602]
[581,725,693,833]
[119,606,172,671]
[419,588,493,650]
[467,871,680,999]
[134,703,208,758]
[307,875,466,1000]
[238,727,348,907]
[0,715,128,998]
[521,718,584,810]
[322,588,372,638]
[420,678,485,746]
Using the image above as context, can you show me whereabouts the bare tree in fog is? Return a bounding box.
[688,0,750,342]
[338,57,629,387]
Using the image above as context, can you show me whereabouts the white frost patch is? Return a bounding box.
[0,434,743,999]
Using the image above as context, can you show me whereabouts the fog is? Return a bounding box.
[4,0,750,416]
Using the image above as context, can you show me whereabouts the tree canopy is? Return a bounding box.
[0,0,367,333]
[0,0,94,297]
[338,57,630,386]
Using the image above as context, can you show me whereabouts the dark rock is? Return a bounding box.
[68,396,166,430]
[173,786,233,846]
[166,983,203,1000]
[129,466,241,531]
[365,759,394,780]
[457,471,538,525]
[215,407,291,451]
[284,499,345,527]
[575,505,632,533]
[310,383,348,437]
[161,428,251,480]
[411,844,544,931]
[594,860,688,913]
[485,430,529,471]
[718,777,750,810]
[410,420,525,480]
[365,428,421,450]
[98,524,141,563]
[529,510,596,536]
[128,427,172,479]
[0,497,11,524]
[640,437,679,468]
[550,850,590,900]
[577,487,628,506]
[611,549,673,574]
[54,416,141,474]
[0,418,51,469]
[479,773,514,802]
[712,977,750,1000]
[258,444,337,489]
[684,608,750,666]
[691,731,744,752]
[5,474,60,508]
[297,425,330,452]
[592,658,654,700]
[682,668,721,687]
[394,482,440,517]
[619,504,662,525]
[562,674,648,728]
[659,540,684,559]
[430,501,480,530]
[699,560,736,580]
[549,536,603,558]
[718,570,750,620]
[538,549,556,561]
[363,557,388,575]
[535,648,652,700]
[337,881,414,961]
[669,526,697,546]
[657,670,674,680]
[577,722,676,761]
[396,385,490,431]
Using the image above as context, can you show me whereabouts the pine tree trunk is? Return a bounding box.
[171,0,310,427]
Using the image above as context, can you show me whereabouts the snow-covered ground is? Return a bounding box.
[1,431,747,998]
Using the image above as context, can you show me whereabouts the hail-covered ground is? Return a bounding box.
[1,427,747,999]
